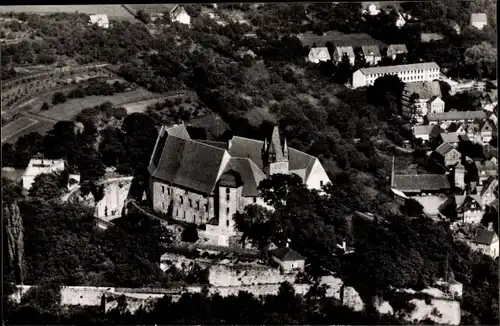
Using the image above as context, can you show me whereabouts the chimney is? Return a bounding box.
[342,241,346,251]
[487,222,494,231]
[228,139,232,150]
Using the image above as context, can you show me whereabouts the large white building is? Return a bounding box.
[352,62,440,88]
[148,124,331,246]
[22,159,65,190]
[89,14,109,29]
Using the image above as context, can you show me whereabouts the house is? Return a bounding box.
[401,81,442,122]
[333,46,355,65]
[391,174,451,196]
[470,228,499,259]
[89,14,109,29]
[307,47,331,64]
[353,62,440,88]
[439,133,460,147]
[386,44,408,60]
[440,195,485,225]
[361,45,382,65]
[22,158,65,190]
[427,96,445,114]
[362,2,381,16]
[477,119,496,143]
[148,124,331,246]
[434,142,461,167]
[449,20,461,34]
[427,111,487,127]
[169,5,191,25]
[486,111,497,126]
[413,125,440,142]
[454,163,466,189]
[477,176,498,206]
[420,33,444,43]
[475,159,498,184]
[395,12,406,28]
[269,245,306,273]
[470,13,488,30]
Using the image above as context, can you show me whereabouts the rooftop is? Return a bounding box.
[361,45,381,57]
[439,133,460,144]
[270,247,305,261]
[388,44,408,54]
[435,142,457,156]
[470,13,487,24]
[472,229,498,245]
[427,111,487,122]
[357,62,439,76]
[404,81,442,99]
[393,174,451,192]
[420,33,444,43]
[413,124,434,136]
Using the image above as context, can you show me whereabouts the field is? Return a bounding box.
[121,97,172,114]
[32,88,157,121]
[127,4,177,15]
[0,5,136,21]
[1,117,38,142]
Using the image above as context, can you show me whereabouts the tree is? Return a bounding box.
[52,92,67,105]
[464,42,497,79]
[233,204,274,248]
[28,172,65,200]
[333,54,352,84]
[136,10,151,24]
[406,93,422,123]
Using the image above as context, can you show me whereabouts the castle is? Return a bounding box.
[148,124,330,244]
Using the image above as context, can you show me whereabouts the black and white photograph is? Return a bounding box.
[1,1,498,325]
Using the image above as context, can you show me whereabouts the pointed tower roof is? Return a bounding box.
[270,126,284,161]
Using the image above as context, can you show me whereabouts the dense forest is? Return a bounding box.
[1,1,498,325]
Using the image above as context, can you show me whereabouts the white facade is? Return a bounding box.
[271,256,305,273]
[89,14,109,29]
[303,159,330,191]
[470,235,499,259]
[428,97,445,114]
[307,47,331,64]
[171,6,191,25]
[22,159,65,190]
[470,13,487,30]
[352,62,440,88]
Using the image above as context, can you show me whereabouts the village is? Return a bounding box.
[1,2,498,325]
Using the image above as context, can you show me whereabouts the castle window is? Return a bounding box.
[226,188,230,193]
[196,201,200,210]
[189,199,192,207]
[162,202,165,209]
[226,207,230,214]
[167,188,171,195]
[180,196,183,204]
[226,194,230,201]
[176,209,178,217]
[320,181,324,187]
[205,204,208,212]
[226,220,230,227]
[253,197,257,203]
[162,186,165,193]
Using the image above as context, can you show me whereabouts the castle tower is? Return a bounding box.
[454,163,465,189]
[264,126,289,176]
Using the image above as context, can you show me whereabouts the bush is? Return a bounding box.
[41,102,49,111]
[181,224,199,243]
[52,92,67,105]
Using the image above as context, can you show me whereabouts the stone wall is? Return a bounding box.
[208,263,296,287]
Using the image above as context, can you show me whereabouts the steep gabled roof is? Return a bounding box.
[480,177,498,197]
[358,62,439,76]
[361,45,381,57]
[151,136,228,195]
[388,44,408,54]
[222,157,266,197]
[166,124,191,139]
[270,247,305,261]
[439,133,460,144]
[413,124,434,136]
[455,195,484,210]
[309,47,331,60]
[427,111,487,122]
[472,229,498,245]
[336,46,355,58]
[435,142,456,156]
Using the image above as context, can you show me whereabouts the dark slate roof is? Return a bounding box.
[270,247,305,261]
[393,174,451,192]
[261,242,278,252]
[218,169,244,188]
[435,142,456,156]
[151,136,227,195]
[388,44,408,54]
[186,114,230,140]
[472,229,498,245]
[439,133,460,144]
[197,140,228,149]
[228,137,317,181]
[222,157,266,197]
